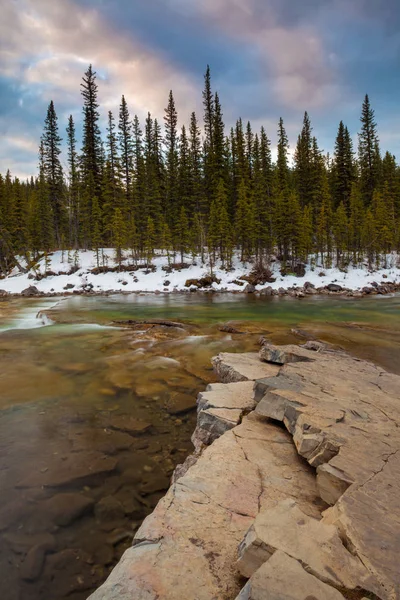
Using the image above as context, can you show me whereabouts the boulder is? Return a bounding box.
[259,286,273,296]
[235,550,345,600]
[244,284,256,293]
[21,285,40,297]
[326,283,343,292]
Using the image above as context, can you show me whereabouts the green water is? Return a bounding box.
[0,293,399,600]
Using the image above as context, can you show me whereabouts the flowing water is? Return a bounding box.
[0,293,399,600]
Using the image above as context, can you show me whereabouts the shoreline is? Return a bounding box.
[89,343,400,600]
[1,281,400,300]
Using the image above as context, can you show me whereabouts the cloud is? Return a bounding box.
[0,0,200,176]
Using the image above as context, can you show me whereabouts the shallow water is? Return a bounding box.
[0,293,399,600]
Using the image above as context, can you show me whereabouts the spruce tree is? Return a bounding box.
[42,100,64,246]
[164,90,179,227]
[358,94,381,204]
[66,115,79,248]
[118,95,133,214]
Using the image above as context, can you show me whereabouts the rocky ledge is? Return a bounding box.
[89,343,400,600]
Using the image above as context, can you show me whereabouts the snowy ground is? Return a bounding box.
[1,249,399,296]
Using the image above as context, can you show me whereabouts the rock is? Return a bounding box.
[163,280,170,286]
[88,415,320,600]
[42,492,94,526]
[302,340,325,352]
[259,343,312,365]
[4,532,56,555]
[212,353,280,383]
[235,550,345,600]
[193,381,256,449]
[259,286,273,296]
[237,499,377,593]
[20,545,47,581]
[21,285,40,297]
[16,453,117,488]
[63,283,75,290]
[166,393,197,416]
[306,286,318,294]
[304,281,315,289]
[244,284,256,293]
[253,344,400,598]
[107,417,152,436]
[95,496,125,523]
[0,289,9,296]
[326,283,343,292]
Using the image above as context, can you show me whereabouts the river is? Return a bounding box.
[0,293,399,600]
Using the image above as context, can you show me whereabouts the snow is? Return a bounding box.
[1,249,399,296]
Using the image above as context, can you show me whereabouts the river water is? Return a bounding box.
[0,293,399,600]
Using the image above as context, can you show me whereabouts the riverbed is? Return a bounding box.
[0,293,399,600]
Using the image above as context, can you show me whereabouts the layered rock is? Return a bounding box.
[90,344,400,600]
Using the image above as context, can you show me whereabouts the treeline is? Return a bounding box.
[1,64,399,274]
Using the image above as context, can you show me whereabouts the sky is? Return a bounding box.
[1,0,400,179]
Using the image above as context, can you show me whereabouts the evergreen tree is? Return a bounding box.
[66,115,79,248]
[118,95,133,214]
[358,94,381,204]
[81,65,102,193]
[164,90,179,227]
[42,100,64,245]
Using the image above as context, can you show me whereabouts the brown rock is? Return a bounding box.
[43,492,95,526]
[236,550,345,600]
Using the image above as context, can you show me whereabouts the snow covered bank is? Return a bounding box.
[0,249,399,297]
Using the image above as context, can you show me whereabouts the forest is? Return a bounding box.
[0,65,399,276]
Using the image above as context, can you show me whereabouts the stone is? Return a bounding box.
[259,286,273,296]
[326,283,343,292]
[237,499,377,593]
[20,545,47,581]
[21,285,40,297]
[107,417,152,436]
[302,340,325,352]
[95,496,125,523]
[42,492,94,526]
[212,353,280,383]
[88,415,320,600]
[244,284,256,293]
[259,343,312,365]
[166,393,197,416]
[252,344,400,598]
[235,550,345,600]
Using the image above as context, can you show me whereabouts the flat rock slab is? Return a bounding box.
[254,345,400,599]
[212,353,280,383]
[89,415,320,600]
[236,550,345,600]
[237,498,378,594]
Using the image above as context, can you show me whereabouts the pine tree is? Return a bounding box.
[118,95,133,215]
[332,121,355,211]
[164,90,179,228]
[358,94,381,204]
[294,112,313,206]
[111,207,127,269]
[188,112,204,215]
[42,100,64,246]
[276,118,290,193]
[66,115,79,248]
[81,65,102,193]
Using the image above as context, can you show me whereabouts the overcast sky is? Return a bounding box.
[1,0,400,179]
